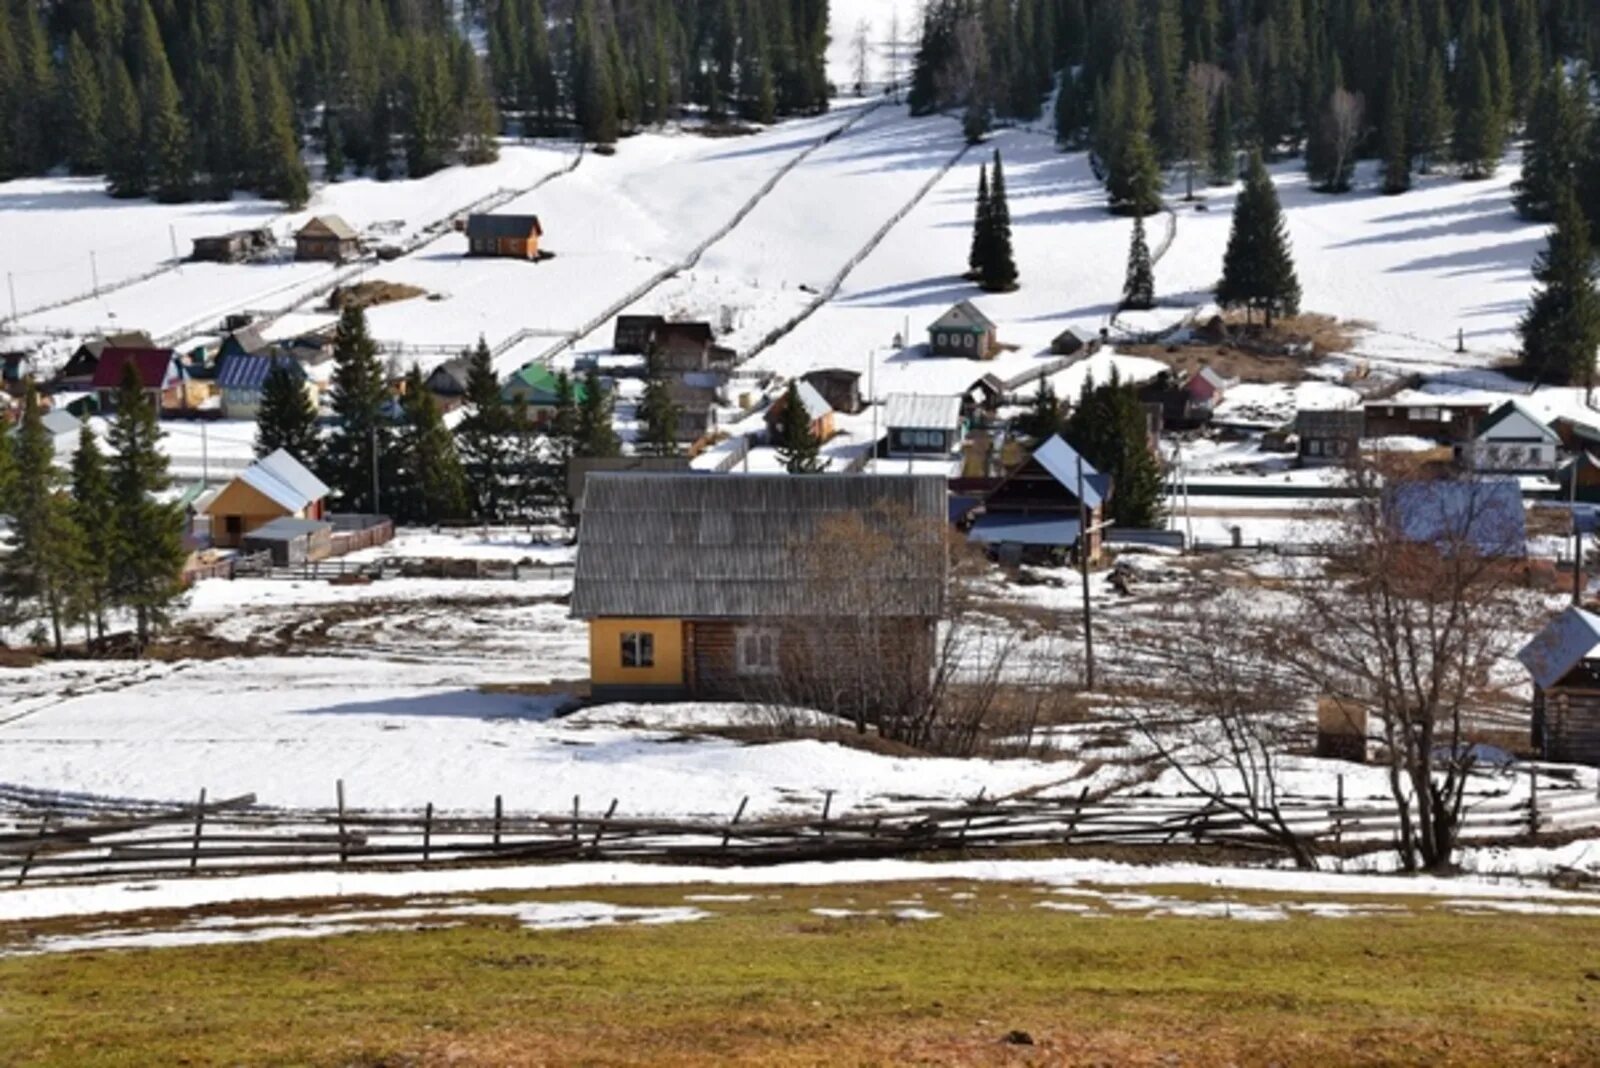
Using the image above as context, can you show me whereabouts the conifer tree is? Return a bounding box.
[1454,52,1504,179]
[106,364,186,652]
[1016,378,1062,442]
[1410,48,1451,175]
[1105,52,1163,216]
[1207,84,1236,185]
[7,386,85,654]
[967,162,989,279]
[1513,66,1588,221]
[1065,373,1163,529]
[320,307,394,515]
[1177,65,1212,200]
[1518,181,1600,388]
[1217,151,1301,327]
[62,34,103,175]
[549,371,581,468]
[1380,75,1412,195]
[1583,113,1600,247]
[258,63,308,208]
[225,47,259,190]
[980,150,1019,292]
[457,337,513,522]
[70,422,112,647]
[638,353,681,457]
[255,363,321,465]
[137,12,191,202]
[1122,213,1155,310]
[775,381,823,474]
[103,59,144,198]
[575,367,619,458]
[396,366,469,525]
[460,53,500,165]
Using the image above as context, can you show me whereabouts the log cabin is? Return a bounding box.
[294,216,361,262]
[572,473,947,705]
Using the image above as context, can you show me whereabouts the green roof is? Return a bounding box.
[506,364,587,405]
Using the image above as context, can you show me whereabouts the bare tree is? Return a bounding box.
[851,19,872,97]
[1315,88,1366,193]
[1180,63,1227,201]
[886,7,903,101]
[1272,462,1533,872]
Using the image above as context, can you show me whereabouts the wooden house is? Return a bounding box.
[91,347,193,414]
[968,435,1111,566]
[802,368,863,414]
[202,449,330,548]
[1363,394,1492,444]
[884,393,963,458]
[217,353,309,420]
[295,216,361,262]
[1050,327,1089,356]
[614,315,665,355]
[1459,400,1561,475]
[465,214,543,259]
[191,228,274,264]
[425,358,473,401]
[502,363,587,423]
[57,332,155,389]
[666,378,719,447]
[1295,408,1364,466]
[764,381,834,442]
[927,301,999,359]
[961,374,1006,424]
[651,322,735,373]
[1519,606,1600,764]
[1138,368,1227,429]
[572,473,947,703]
[1,350,32,388]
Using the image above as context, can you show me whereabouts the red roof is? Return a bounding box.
[92,347,178,390]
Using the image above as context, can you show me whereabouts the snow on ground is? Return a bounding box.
[339,526,576,565]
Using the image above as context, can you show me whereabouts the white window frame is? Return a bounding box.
[621,631,655,669]
[736,627,780,676]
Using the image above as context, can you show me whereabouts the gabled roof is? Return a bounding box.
[41,409,82,437]
[222,324,270,355]
[507,363,587,405]
[1029,435,1109,509]
[298,215,358,241]
[466,213,543,239]
[572,474,947,620]
[789,381,832,422]
[1386,478,1526,557]
[245,516,333,541]
[427,357,473,393]
[1519,606,1600,690]
[885,393,962,431]
[91,347,179,389]
[229,449,329,514]
[216,353,303,391]
[928,300,996,334]
[1187,366,1229,393]
[1475,399,1560,444]
[654,321,715,346]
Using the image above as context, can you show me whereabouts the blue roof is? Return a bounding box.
[1519,606,1600,690]
[217,353,304,391]
[1386,478,1526,557]
[968,513,1083,547]
[1031,436,1108,509]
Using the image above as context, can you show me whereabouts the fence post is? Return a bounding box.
[959,788,986,845]
[571,795,580,845]
[1334,774,1345,851]
[190,787,207,872]
[820,790,834,827]
[336,779,348,864]
[423,802,433,862]
[592,799,617,852]
[722,797,749,852]
[493,794,503,847]
[1528,771,1540,839]
[15,821,47,886]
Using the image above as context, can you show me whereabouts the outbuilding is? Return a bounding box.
[1520,606,1600,764]
[242,516,335,566]
[295,216,361,262]
[203,449,329,548]
[884,393,963,458]
[465,214,543,259]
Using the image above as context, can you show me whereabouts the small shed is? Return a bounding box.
[614,315,665,355]
[765,381,835,442]
[191,228,274,264]
[203,448,330,548]
[1050,328,1088,356]
[927,301,999,359]
[1295,408,1364,466]
[295,216,361,262]
[1519,606,1600,764]
[465,214,543,259]
[802,368,864,415]
[884,393,963,457]
[242,516,334,566]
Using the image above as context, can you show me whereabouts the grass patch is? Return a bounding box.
[3,879,1599,1065]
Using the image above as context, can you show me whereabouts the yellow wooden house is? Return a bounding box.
[203,449,330,548]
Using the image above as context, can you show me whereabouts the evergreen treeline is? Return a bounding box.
[909,0,1600,196]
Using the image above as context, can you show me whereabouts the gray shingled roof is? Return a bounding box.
[928,300,996,333]
[466,214,543,239]
[572,474,948,620]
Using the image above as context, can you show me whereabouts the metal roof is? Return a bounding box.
[1519,606,1600,690]
[927,300,995,333]
[1475,399,1560,444]
[217,354,303,391]
[232,449,329,514]
[792,381,832,421]
[884,393,962,431]
[244,516,333,542]
[466,214,543,239]
[1029,436,1107,509]
[967,513,1082,547]
[299,215,358,240]
[572,474,947,620]
[1386,478,1526,557]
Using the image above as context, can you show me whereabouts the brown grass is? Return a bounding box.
[327,280,428,312]
[1127,312,1365,385]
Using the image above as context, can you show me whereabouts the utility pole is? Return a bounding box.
[1573,451,1584,606]
[1077,454,1095,691]
[90,251,100,296]
[169,224,179,262]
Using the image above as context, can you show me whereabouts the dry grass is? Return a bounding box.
[1127,312,1365,385]
[326,279,429,311]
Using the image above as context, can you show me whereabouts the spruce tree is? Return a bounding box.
[460,53,500,165]
[1518,181,1600,387]
[1016,378,1062,442]
[1207,84,1236,185]
[1512,66,1588,222]
[1410,48,1451,175]
[7,386,85,654]
[1064,373,1163,529]
[1105,52,1163,216]
[255,363,322,465]
[775,381,823,474]
[980,150,1019,293]
[103,59,144,198]
[138,19,191,202]
[1380,75,1412,195]
[70,422,113,646]
[1454,53,1504,179]
[396,366,469,525]
[320,307,394,515]
[575,366,619,458]
[1217,151,1301,327]
[458,337,513,522]
[63,34,104,175]
[638,353,681,457]
[1584,111,1600,248]
[549,371,581,468]
[106,363,186,652]
[1122,213,1155,310]
[967,163,989,280]
[258,63,308,209]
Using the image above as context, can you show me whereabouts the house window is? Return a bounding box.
[936,332,947,348]
[737,628,779,676]
[1307,440,1323,456]
[620,631,655,669]
[225,516,242,535]
[965,333,976,349]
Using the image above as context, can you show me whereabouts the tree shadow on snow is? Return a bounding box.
[292,690,573,723]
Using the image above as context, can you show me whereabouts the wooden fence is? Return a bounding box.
[5,773,1598,888]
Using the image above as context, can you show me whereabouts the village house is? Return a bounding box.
[56,331,156,389]
[9,408,81,461]
[294,216,361,262]
[502,363,587,422]
[566,456,693,517]
[1050,327,1091,357]
[650,321,736,374]
[967,435,1111,566]
[613,315,665,355]
[191,228,274,264]
[1520,606,1600,765]
[465,214,543,259]
[801,368,864,415]
[216,353,310,420]
[572,473,947,704]
[1458,400,1562,476]
[1139,368,1228,430]
[91,347,194,414]
[764,381,834,442]
[218,324,272,361]
[666,378,719,447]
[884,393,963,458]
[961,374,1006,426]
[927,301,1000,359]
[1363,393,1493,443]
[425,358,473,403]
[1295,408,1364,466]
[202,448,329,549]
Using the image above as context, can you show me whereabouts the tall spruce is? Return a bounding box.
[1380,74,1412,195]
[320,307,394,515]
[106,363,186,652]
[1513,66,1589,221]
[7,386,85,654]
[1122,213,1156,310]
[575,367,620,458]
[1207,83,1236,185]
[255,363,321,466]
[1217,151,1301,327]
[637,353,682,457]
[62,34,103,175]
[1518,180,1600,388]
[457,337,513,522]
[1409,48,1452,175]
[102,59,144,198]
[70,422,113,646]
[979,149,1019,292]
[775,381,824,474]
[395,366,469,525]
[967,163,990,279]
[1104,51,1163,216]
[258,63,308,209]
[1064,373,1163,529]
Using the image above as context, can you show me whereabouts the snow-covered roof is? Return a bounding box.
[968,513,1082,547]
[884,393,962,431]
[792,380,833,421]
[1519,607,1600,690]
[232,449,329,513]
[1030,435,1108,509]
